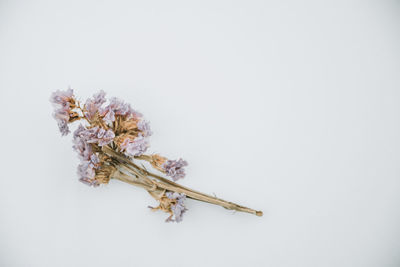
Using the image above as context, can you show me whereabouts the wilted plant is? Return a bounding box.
[50,89,262,222]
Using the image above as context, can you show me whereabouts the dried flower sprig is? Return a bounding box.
[50,89,262,222]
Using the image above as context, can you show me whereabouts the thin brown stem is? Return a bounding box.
[103,146,263,217]
[112,171,157,192]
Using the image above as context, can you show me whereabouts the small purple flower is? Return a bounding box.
[77,160,96,180]
[50,88,74,107]
[109,97,131,116]
[84,90,106,120]
[57,120,70,136]
[101,106,115,124]
[90,153,100,165]
[120,134,148,156]
[100,97,142,124]
[50,89,74,136]
[162,159,188,181]
[166,192,187,222]
[73,125,101,187]
[78,126,115,146]
[73,125,91,159]
[137,120,152,137]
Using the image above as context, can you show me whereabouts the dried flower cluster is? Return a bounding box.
[51,89,262,222]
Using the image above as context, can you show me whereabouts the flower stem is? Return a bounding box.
[103,146,263,217]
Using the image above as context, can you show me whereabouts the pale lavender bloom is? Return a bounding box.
[73,124,86,137]
[50,89,74,136]
[138,120,152,137]
[100,97,142,124]
[78,126,115,146]
[76,153,100,187]
[162,159,188,181]
[57,120,70,136]
[109,97,131,115]
[54,111,70,136]
[84,90,106,120]
[78,161,96,179]
[73,125,101,187]
[50,88,74,107]
[53,109,70,122]
[97,128,115,146]
[90,153,100,165]
[120,134,148,157]
[128,109,142,120]
[166,192,187,222]
[72,125,92,160]
[101,106,115,124]
[92,90,106,105]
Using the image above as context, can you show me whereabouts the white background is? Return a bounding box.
[1,0,400,266]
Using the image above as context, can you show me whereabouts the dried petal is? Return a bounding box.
[72,125,110,187]
[84,90,106,120]
[50,89,75,136]
[162,159,188,181]
[57,120,70,136]
[50,88,74,107]
[100,97,142,124]
[101,106,115,124]
[78,126,115,146]
[166,192,187,222]
[138,120,152,137]
[120,134,149,156]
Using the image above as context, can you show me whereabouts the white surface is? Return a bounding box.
[1,0,400,266]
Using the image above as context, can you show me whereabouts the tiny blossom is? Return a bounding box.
[138,120,152,137]
[102,106,115,124]
[120,134,148,156]
[77,160,95,180]
[57,120,70,136]
[73,125,101,186]
[100,97,142,124]
[50,88,74,107]
[78,126,115,146]
[129,109,143,120]
[50,88,74,136]
[166,192,187,222]
[90,153,100,165]
[109,97,131,115]
[97,129,115,146]
[84,90,106,120]
[73,125,92,160]
[163,159,188,181]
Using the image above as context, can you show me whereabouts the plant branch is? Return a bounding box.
[103,145,263,217]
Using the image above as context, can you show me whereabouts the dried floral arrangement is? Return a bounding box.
[50,89,262,222]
